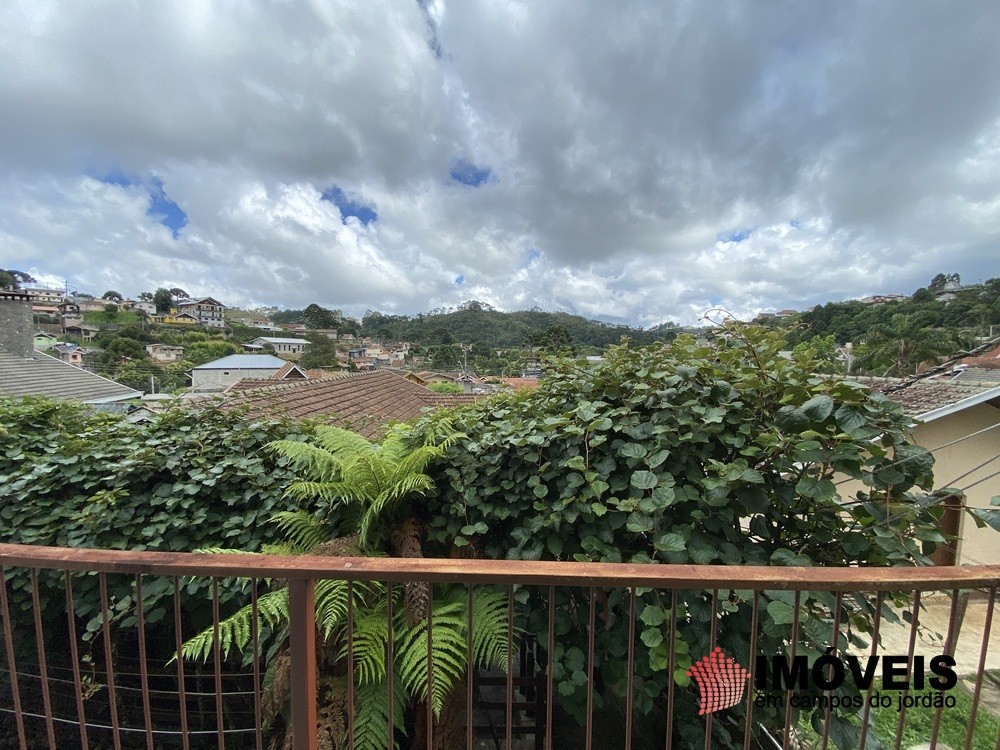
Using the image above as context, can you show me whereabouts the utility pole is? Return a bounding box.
[460,343,472,375]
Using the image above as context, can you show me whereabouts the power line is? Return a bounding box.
[0,706,257,736]
[834,421,1000,486]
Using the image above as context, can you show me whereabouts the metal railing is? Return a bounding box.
[1,541,1000,750]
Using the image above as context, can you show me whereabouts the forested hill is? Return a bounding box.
[270,301,680,349]
[360,303,679,349]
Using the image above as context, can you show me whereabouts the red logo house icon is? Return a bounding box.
[686,647,751,715]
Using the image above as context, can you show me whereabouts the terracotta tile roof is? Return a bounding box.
[848,376,1000,419]
[220,369,482,437]
[960,344,1000,368]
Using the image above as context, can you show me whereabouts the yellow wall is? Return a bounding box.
[915,404,1000,565]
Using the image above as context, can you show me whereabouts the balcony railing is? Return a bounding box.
[1,541,999,750]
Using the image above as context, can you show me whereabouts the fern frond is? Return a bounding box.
[315,579,350,639]
[340,607,389,686]
[284,480,369,508]
[179,588,289,663]
[352,678,407,750]
[191,547,249,555]
[267,439,342,482]
[395,600,469,718]
[269,510,328,551]
[311,426,376,461]
[260,542,299,556]
[469,588,511,669]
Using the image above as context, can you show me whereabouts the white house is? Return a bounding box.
[191,354,288,390]
[245,337,309,355]
[176,297,226,328]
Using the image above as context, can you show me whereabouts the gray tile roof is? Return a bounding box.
[192,354,288,370]
[848,376,1000,419]
[0,347,142,403]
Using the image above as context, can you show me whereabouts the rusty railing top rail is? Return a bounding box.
[1,543,1000,591]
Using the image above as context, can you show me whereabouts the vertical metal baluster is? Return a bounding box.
[29,569,56,749]
[289,579,318,750]
[387,582,395,750]
[967,587,996,750]
[893,590,921,750]
[665,589,678,750]
[347,580,355,750]
[742,592,760,750]
[427,583,434,750]
[929,589,961,748]
[625,588,636,750]
[467,584,474,750]
[0,566,26,750]
[585,587,596,750]
[64,572,89,750]
[781,591,802,750]
[134,575,154,750]
[212,578,226,750]
[704,589,719,750]
[173,576,191,750]
[252,579,263,750]
[507,585,515,750]
[819,593,842,750]
[858,592,884,750]
[99,572,122,750]
[546,585,555,750]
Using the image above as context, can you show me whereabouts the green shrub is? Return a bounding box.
[412,324,965,749]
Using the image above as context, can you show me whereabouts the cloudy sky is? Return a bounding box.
[2,1,999,326]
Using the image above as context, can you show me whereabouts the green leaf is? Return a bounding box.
[630,471,658,490]
[654,533,686,553]
[795,474,836,502]
[800,395,834,422]
[626,513,653,533]
[620,443,647,459]
[972,508,1000,532]
[766,600,796,625]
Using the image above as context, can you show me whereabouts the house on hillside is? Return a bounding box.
[190,354,289,391]
[176,297,226,328]
[245,337,308,355]
[52,344,84,366]
[33,332,58,350]
[850,376,1000,565]
[146,344,185,363]
[62,322,101,342]
[162,311,199,326]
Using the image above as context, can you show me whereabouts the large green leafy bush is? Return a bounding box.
[412,325,959,748]
[0,397,308,637]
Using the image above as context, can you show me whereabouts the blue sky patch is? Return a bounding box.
[148,178,188,238]
[321,185,378,226]
[450,159,491,187]
[723,228,753,243]
[520,248,542,269]
[97,171,187,238]
[454,275,465,285]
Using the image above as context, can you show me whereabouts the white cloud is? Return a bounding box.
[1,1,999,325]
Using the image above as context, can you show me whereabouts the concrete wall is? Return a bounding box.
[914,404,1000,565]
[0,296,33,357]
